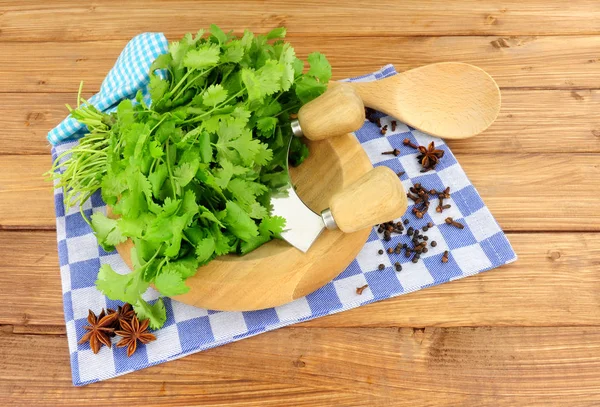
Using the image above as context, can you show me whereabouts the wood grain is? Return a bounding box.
[3,154,598,231]
[4,90,600,156]
[3,326,600,406]
[2,231,599,328]
[1,0,599,41]
[2,0,600,404]
[3,36,600,93]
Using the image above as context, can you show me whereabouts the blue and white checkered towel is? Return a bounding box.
[49,34,517,386]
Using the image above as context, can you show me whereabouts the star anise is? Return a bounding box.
[78,309,118,354]
[115,316,156,357]
[108,303,136,331]
[417,141,445,170]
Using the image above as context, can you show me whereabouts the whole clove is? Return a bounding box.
[356,284,369,295]
[430,241,437,247]
[445,217,465,229]
[442,251,449,263]
[378,264,385,270]
[403,138,419,149]
[378,249,384,254]
[387,247,394,254]
[382,148,400,156]
[380,125,388,135]
[391,120,397,131]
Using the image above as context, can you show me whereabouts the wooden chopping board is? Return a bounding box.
[115,132,373,311]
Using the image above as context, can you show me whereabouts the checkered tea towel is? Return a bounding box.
[48,34,517,386]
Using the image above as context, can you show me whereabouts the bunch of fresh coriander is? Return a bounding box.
[49,25,332,329]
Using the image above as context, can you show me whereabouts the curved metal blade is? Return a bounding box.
[269,136,325,253]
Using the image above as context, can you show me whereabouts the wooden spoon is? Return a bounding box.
[335,62,501,139]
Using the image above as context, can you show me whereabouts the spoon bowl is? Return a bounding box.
[344,62,501,139]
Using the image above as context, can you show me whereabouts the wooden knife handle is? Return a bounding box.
[327,166,407,233]
[297,83,365,141]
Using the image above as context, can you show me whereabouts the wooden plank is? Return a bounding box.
[2,231,599,328]
[4,89,600,156]
[2,154,599,230]
[1,0,600,41]
[2,36,600,93]
[2,326,600,406]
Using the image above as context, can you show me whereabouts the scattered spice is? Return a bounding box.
[395,262,402,272]
[378,249,384,255]
[442,251,449,263]
[380,125,388,135]
[378,264,385,271]
[387,247,394,254]
[397,171,405,177]
[417,141,445,171]
[78,309,118,354]
[115,316,156,358]
[427,222,433,228]
[365,107,378,123]
[391,120,397,131]
[356,284,369,295]
[403,138,419,149]
[431,241,437,247]
[445,217,465,229]
[403,219,410,225]
[381,148,400,156]
[108,303,135,331]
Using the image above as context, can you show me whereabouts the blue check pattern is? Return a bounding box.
[49,34,517,386]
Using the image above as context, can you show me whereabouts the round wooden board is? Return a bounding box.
[115,132,373,311]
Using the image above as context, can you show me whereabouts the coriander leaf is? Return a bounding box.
[150,53,173,72]
[202,84,228,107]
[247,201,268,219]
[223,200,259,241]
[221,40,244,63]
[215,120,262,165]
[134,298,166,330]
[209,24,227,44]
[154,265,190,296]
[266,27,287,40]
[259,215,286,237]
[256,117,277,136]
[148,163,168,198]
[295,75,327,104]
[118,169,152,218]
[183,44,220,70]
[116,99,135,128]
[91,212,127,251]
[148,140,164,158]
[240,30,254,49]
[260,170,289,189]
[173,161,199,188]
[149,74,170,103]
[198,205,224,227]
[292,57,304,76]
[211,224,235,255]
[195,235,216,263]
[227,178,268,207]
[96,263,148,305]
[198,131,213,163]
[172,255,200,278]
[307,52,332,83]
[254,143,274,166]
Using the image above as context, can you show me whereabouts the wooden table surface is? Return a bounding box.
[1,1,600,405]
